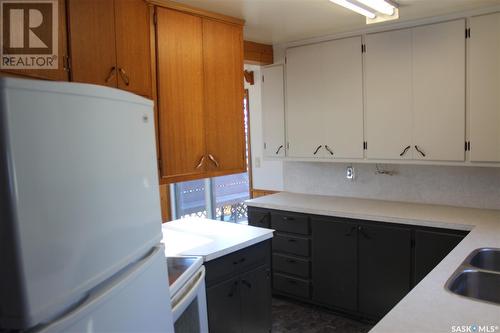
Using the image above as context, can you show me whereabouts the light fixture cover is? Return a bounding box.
[356,0,396,16]
[329,0,377,19]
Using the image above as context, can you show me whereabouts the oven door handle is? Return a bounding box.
[171,266,206,322]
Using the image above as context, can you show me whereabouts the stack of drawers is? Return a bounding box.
[270,211,312,300]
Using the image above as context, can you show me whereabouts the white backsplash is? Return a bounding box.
[283,162,500,210]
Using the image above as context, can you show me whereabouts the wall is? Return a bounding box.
[284,162,500,210]
[245,64,284,191]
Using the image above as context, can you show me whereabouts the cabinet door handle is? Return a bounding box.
[313,145,323,155]
[241,280,252,289]
[195,155,206,169]
[282,216,295,221]
[399,145,411,157]
[105,66,116,83]
[358,226,370,239]
[118,67,130,86]
[208,154,220,167]
[275,145,284,155]
[287,238,297,243]
[228,281,238,297]
[415,145,426,157]
[287,279,297,285]
[286,259,297,264]
[345,226,356,237]
[325,145,334,156]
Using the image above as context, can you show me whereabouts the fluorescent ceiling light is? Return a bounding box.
[329,0,376,19]
[357,0,396,16]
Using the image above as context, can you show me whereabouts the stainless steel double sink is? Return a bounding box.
[446,248,500,305]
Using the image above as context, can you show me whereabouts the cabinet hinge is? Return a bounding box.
[63,55,71,72]
[361,44,366,53]
[262,75,265,83]
[465,28,471,39]
[286,142,290,150]
[285,56,287,64]
[363,141,367,150]
[468,141,471,151]
[264,142,267,149]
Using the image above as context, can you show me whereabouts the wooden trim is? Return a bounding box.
[245,89,254,194]
[244,40,273,65]
[159,184,172,222]
[250,189,279,199]
[146,0,244,26]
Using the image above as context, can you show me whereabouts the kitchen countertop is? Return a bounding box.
[246,192,500,333]
[161,217,274,262]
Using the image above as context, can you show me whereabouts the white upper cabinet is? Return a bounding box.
[262,65,286,157]
[468,13,500,162]
[322,37,364,159]
[286,42,324,158]
[365,29,413,160]
[286,36,364,159]
[412,20,466,161]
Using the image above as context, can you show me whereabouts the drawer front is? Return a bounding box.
[248,208,271,228]
[205,240,270,286]
[273,273,310,299]
[271,212,309,235]
[273,254,310,278]
[273,234,310,257]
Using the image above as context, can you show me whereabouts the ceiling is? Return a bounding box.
[173,0,500,44]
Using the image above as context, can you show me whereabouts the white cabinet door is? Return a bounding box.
[286,43,325,158]
[469,13,500,162]
[262,65,286,157]
[365,29,413,160]
[322,36,364,159]
[412,20,466,161]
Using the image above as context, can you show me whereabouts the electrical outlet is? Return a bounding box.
[346,165,355,180]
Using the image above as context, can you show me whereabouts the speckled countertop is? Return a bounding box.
[246,192,500,333]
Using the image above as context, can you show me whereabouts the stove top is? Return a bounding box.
[166,256,203,297]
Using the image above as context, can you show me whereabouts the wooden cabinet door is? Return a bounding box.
[206,277,242,333]
[68,0,117,87]
[114,0,152,97]
[311,217,357,312]
[468,13,500,162]
[358,224,411,319]
[365,29,413,160]
[240,266,272,333]
[262,65,286,157]
[203,19,246,175]
[285,43,325,158]
[322,36,364,159]
[412,20,466,161]
[414,229,465,285]
[156,8,206,182]
[0,0,69,81]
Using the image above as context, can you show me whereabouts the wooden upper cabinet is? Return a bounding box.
[156,8,206,182]
[68,0,117,87]
[203,19,246,175]
[68,0,152,96]
[0,0,69,81]
[114,0,152,97]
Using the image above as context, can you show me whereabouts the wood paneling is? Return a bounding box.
[147,0,244,26]
[115,0,152,97]
[244,41,273,65]
[156,8,207,182]
[0,0,69,81]
[251,189,279,199]
[68,0,117,87]
[203,18,246,176]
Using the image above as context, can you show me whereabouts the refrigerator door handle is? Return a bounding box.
[35,246,164,333]
[171,266,206,322]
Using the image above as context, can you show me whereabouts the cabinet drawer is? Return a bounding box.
[206,240,270,286]
[273,273,310,299]
[271,212,309,235]
[273,254,310,278]
[273,234,310,257]
[248,208,271,228]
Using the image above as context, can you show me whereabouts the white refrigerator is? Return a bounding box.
[0,78,175,332]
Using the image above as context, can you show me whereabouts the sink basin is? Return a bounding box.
[446,270,500,305]
[466,248,500,272]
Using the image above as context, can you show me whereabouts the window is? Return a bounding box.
[170,90,251,223]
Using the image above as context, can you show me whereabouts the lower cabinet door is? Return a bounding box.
[311,218,357,311]
[358,224,412,318]
[414,229,465,285]
[206,277,241,333]
[240,266,272,333]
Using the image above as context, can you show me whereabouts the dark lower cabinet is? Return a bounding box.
[240,266,272,333]
[205,241,272,333]
[312,218,357,311]
[414,229,466,285]
[206,277,241,333]
[358,224,412,318]
[248,208,271,228]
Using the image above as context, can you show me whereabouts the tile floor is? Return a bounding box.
[272,297,373,333]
